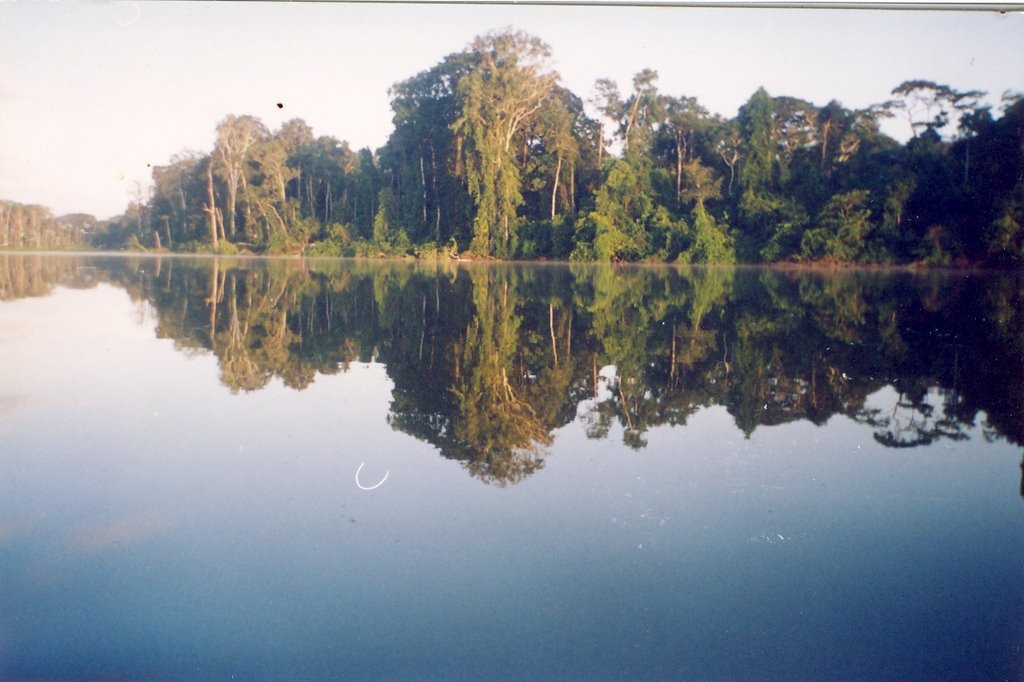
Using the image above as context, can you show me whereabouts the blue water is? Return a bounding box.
[1,256,1021,680]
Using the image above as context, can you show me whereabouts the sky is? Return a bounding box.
[0,1,1021,219]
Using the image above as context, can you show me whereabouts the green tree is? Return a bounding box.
[214,115,269,240]
[451,268,550,482]
[453,30,557,257]
[620,69,661,153]
[800,189,874,262]
[677,159,734,263]
[586,155,654,261]
[150,152,204,248]
[737,87,783,260]
[659,95,711,208]
[382,52,475,246]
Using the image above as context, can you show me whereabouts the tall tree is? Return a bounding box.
[382,51,475,246]
[590,78,623,170]
[150,151,204,247]
[620,69,660,153]
[659,95,710,207]
[453,30,558,257]
[214,114,269,239]
[736,87,780,259]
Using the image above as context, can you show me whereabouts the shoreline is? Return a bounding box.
[0,248,1019,274]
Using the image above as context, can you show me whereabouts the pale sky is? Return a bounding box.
[1,1,1021,219]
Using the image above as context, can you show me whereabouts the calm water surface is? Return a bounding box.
[1,254,1022,680]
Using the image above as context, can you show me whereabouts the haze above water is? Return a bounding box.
[1,254,1022,679]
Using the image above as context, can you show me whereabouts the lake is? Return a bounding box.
[1,254,1022,680]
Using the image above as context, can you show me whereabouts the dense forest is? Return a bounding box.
[0,201,97,251]
[3,254,1021,486]
[4,30,1024,265]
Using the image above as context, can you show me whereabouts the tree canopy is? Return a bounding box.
[9,29,1020,268]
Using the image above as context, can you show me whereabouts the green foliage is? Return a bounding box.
[738,87,777,195]
[450,269,551,481]
[917,225,955,266]
[733,87,803,265]
[738,192,807,262]
[646,205,690,261]
[305,223,353,257]
[124,233,146,252]
[587,156,661,261]
[987,211,1024,266]
[680,206,735,264]
[373,188,397,245]
[14,255,1022,477]
[799,190,874,263]
[68,36,1023,269]
[592,212,636,262]
[760,219,804,262]
[216,240,240,256]
[518,217,574,259]
[984,179,1024,266]
[453,30,556,258]
[569,215,597,261]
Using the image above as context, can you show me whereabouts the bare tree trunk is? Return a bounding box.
[549,303,558,367]
[430,141,441,242]
[12,208,22,247]
[226,173,238,238]
[566,310,572,357]
[420,153,428,224]
[173,184,184,235]
[207,258,220,345]
[240,174,255,240]
[550,153,562,221]
[307,176,314,218]
[325,182,332,224]
[34,211,42,249]
[676,139,684,207]
[216,208,226,244]
[0,202,9,247]
[133,181,147,240]
[268,204,288,236]
[820,122,832,170]
[419,295,426,363]
[569,164,576,219]
[670,325,677,382]
[624,99,640,153]
[205,164,219,250]
[370,185,377,235]
[719,150,739,196]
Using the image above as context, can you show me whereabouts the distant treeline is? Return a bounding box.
[14,30,1024,265]
[0,201,96,251]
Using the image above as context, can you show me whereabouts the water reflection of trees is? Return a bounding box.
[0,254,100,300]
[2,254,1021,487]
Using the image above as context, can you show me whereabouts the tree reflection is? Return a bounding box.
[448,268,551,483]
[2,255,1021,487]
[0,254,97,299]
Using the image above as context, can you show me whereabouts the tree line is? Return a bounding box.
[15,29,1024,266]
[0,201,95,251]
